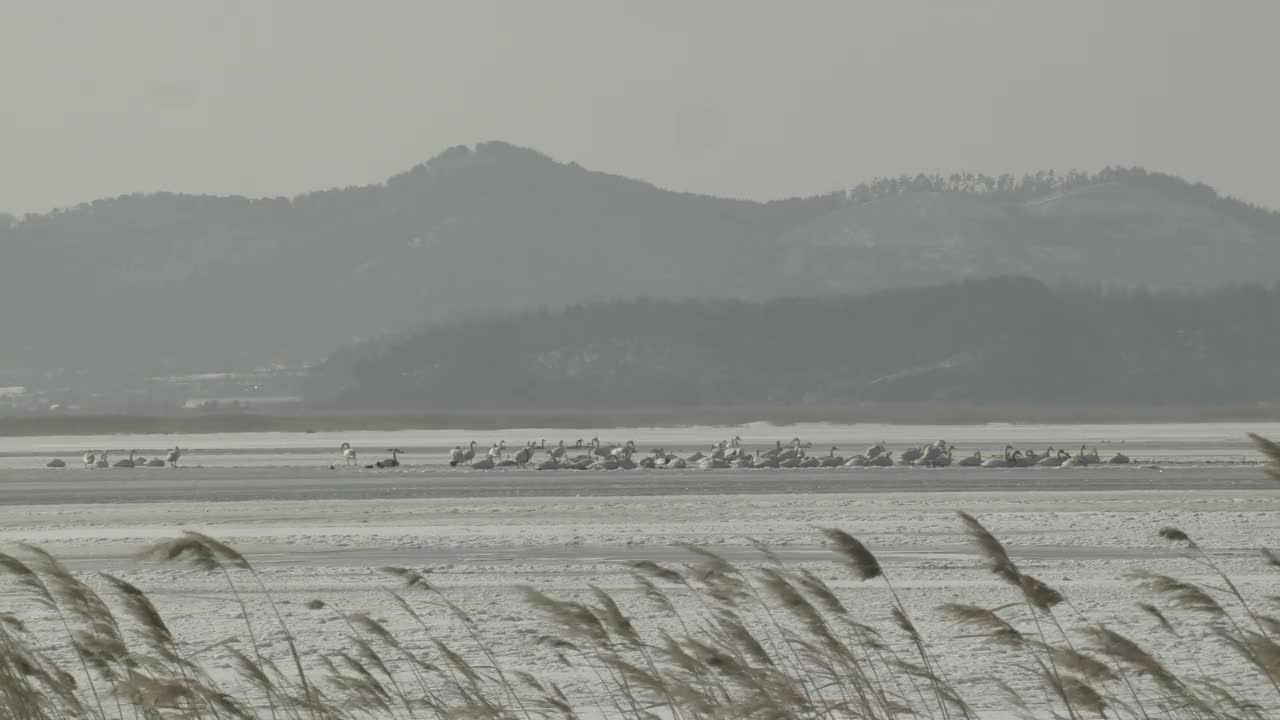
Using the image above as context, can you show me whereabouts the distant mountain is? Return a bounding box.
[3,141,1279,379]
[777,181,1280,295]
[307,277,1280,410]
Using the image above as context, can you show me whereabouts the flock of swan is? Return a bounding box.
[427,437,1133,471]
[45,447,182,469]
[40,438,1136,471]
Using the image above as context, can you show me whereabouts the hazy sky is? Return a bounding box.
[3,1,1279,214]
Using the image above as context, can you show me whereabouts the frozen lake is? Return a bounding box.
[1,421,1278,717]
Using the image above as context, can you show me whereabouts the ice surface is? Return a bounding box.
[1,421,1278,717]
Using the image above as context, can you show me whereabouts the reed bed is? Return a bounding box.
[1,436,1279,720]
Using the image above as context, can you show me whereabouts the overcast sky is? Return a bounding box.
[3,1,1278,214]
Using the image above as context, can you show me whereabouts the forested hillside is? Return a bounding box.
[4,141,1280,378]
[307,277,1280,410]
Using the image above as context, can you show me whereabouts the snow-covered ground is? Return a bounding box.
[1,422,1278,717]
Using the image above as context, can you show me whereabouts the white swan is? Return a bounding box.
[1028,447,1055,465]
[566,454,595,470]
[842,454,870,467]
[1037,449,1070,467]
[917,444,953,467]
[819,446,845,468]
[449,445,466,466]
[776,439,803,463]
[591,437,618,458]
[899,446,925,464]
[616,450,638,470]
[588,455,619,471]
[929,447,953,467]
[778,450,804,468]
[981,446,1013,468]
[868,451,894,467]
[514,443,537,465]
[339,443,356,466]
[82,451,96,468]
[1061,448,1087,468]
[723,436,743,461]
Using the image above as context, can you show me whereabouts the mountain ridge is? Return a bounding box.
[3,141,1278,391]
[8,142,1277,231]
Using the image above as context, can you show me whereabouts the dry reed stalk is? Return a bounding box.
[4,547,117,720]
[588,586,640,647]
[820,528,883,582]
[1262,548,1280,571]
[98,573,173,652]
[939,604,1024,648]
[1042,645,1119,685]
[953,514,1088,720]
[742,536,783,567]
[1018,575,1065,613]
[191,530,320,715]
[1249,433,1280,480]
[1128,571,1227,617]
[824,526,966,720]
[1136,603,1178,637]
[1078,626,1184,696]
[626,560,687,587]
[792,568,897,717]
[1044,670,1108,718]
[521,588,609,647]
[956,512,1021,586]
[141,536,284,720]
[382,566,531,719]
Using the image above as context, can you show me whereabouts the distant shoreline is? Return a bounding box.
[2,403,1279,436]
